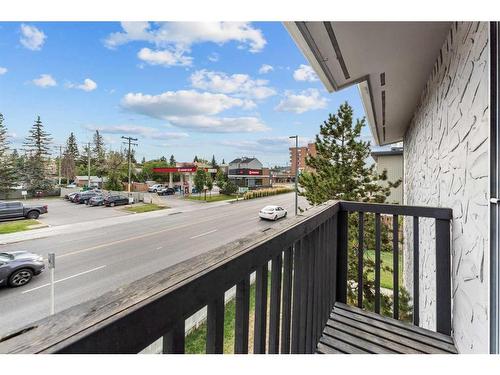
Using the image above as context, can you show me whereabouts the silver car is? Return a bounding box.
[0,251,45,288]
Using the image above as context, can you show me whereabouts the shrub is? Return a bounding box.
[243,187,293,200]
[220,180,238,195]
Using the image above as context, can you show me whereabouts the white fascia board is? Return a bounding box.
[358,80,380,146]
[283,22,335,92]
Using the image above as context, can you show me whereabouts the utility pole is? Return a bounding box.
[58,145,62,186]
[87,142,91,190]
[289,135,299,216]
[122,136,138,194]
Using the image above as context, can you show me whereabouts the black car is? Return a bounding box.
[88,194,106,206]
[104,195,129,207]
[0,201,48,220]
[158,187,175,196]
[77,190,101,204]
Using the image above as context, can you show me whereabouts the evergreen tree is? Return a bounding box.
[206,174,213,198]
[222,158,225,164]
[193,155,199,163]
[66,132,79,161]
[160,156,167,162]
[299,102,399,204]
[169,154,176,166]
[22,116,53,192]
[0,113,17,192]
[211,154,217,168]
[141,156,146,164]
[92,130,106,177]
[299,102,407,319]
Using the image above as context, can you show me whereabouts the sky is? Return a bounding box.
[0,22,376,166]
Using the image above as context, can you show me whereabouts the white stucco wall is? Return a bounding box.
[403,22,490,353]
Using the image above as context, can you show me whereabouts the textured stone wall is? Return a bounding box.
[403,22,489,353]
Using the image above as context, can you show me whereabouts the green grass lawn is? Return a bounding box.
[185,275,267,354]
[123,203,167,213]
[364,250,403,290]
[0,219,41,234]
[185,194,236,203]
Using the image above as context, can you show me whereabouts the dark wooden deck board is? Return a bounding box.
[317,303,458,354]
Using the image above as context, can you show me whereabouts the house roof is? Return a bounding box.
[371,147,403,162]
[229,157,257,164]
[285,22,452,146]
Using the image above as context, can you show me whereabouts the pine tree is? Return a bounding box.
[299,102,408,319]
[66,132,79,161]
[211,154,217,168]
[193,155,199,163]
[299,102,399,204]
[22,116,53,192]
[169,154,176,166]
[222,158,225,165]
[0,113,17,193]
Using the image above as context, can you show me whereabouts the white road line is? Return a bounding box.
[21,265,107,294]
[189,229,217,240]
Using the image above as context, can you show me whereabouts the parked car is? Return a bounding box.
[0,201,48,220]
[66,183,77,188]
[76,190,101,205]
[104,195,129,207]
[148,184,164,193]
[65,191,79,200]
[88,194,106,206]
[259,205,287,221]
[0,251,45,287]
[191,187,199,194]
[158,187,175,196]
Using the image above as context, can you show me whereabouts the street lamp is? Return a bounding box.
[289,135,298,216]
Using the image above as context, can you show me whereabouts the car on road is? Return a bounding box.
[259,205,287,221]
[158,187,175,196]
[0,201,48,220]
[104,195,129,207]
[88,194,106,206]
[0,251,45,288]
[148,184,165,193]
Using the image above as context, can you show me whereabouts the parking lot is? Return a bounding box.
[22,197,132,226]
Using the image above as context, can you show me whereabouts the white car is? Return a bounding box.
[259,205,288,221]
[148,184,164,193]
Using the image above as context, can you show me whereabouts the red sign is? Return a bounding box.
[248,170,260,175]
[153,167,197,173]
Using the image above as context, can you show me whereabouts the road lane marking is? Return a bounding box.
[189,229,217,240]
[21,265,107,294]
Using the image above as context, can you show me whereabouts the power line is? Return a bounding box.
[122,136,138,194]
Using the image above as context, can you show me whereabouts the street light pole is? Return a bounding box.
[289,135,299,216]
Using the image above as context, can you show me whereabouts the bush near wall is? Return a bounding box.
[243,187,293,200]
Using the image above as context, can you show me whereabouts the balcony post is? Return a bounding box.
[435,218,451,335]
[336,209,348,304]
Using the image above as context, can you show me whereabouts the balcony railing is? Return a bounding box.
[0,200,454,354]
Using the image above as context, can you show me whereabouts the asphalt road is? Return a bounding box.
[0,193,308,337]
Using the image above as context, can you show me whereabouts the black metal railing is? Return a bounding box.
[0,200,452,354]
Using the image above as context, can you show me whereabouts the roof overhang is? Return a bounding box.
[285,22,452,145]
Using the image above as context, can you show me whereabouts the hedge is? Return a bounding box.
[243,187,293,200]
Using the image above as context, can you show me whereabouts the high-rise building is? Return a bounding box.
[289,143,317,177]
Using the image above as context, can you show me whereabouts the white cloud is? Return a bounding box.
[105,22,266,53]
[293,64,319,82]
[258,64,273,74]
[32,74,57,88]
[166,116,268,133]
[190,70,276,100]
[20,24,46,51]
[220,136,311,153]
[122,90,249,118]
[208,52,219,62]
[275,89,327,114]
[121,89,268,133]
[67,78,98,92]
[0,67,7,75]
[84,124,189,140]
[137,47,192,67]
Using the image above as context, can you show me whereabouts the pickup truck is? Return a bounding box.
[0,201,48,220]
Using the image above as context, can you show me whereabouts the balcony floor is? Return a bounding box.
[317,302,458,354]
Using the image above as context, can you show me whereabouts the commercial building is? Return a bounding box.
[227,157,270,189]
[289,143,317,176]
[371,147,404,204]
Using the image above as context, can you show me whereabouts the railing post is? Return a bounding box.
[435,218,452,335]
[234,277,250,354]
[336,209,348,304]
[162,320,185,354]
[206,295,225,354]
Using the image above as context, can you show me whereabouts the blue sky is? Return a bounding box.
[0,22,374,166]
